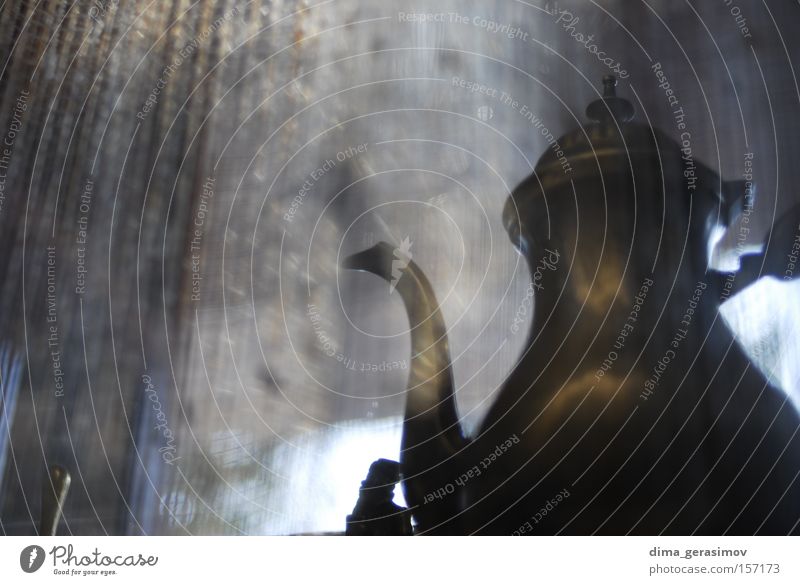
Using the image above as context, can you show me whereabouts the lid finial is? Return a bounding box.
[586,75,634,124]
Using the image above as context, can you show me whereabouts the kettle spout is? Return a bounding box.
[343,242,467,532]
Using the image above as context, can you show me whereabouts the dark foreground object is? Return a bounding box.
[346,459,412,535]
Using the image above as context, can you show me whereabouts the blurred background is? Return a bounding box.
[0,0,798,534]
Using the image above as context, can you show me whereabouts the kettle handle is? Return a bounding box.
[715,202,800,297]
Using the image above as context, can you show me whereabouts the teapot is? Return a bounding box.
[344,76,800,534]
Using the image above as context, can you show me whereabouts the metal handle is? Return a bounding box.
[39,464,70,536]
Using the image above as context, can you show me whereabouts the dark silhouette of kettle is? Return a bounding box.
[344,77,800,534]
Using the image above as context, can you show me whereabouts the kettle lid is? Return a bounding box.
[530,75,660,180]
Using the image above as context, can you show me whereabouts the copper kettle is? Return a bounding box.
[344,76,800,534]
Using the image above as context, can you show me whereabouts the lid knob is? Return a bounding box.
[586,75,634,124]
